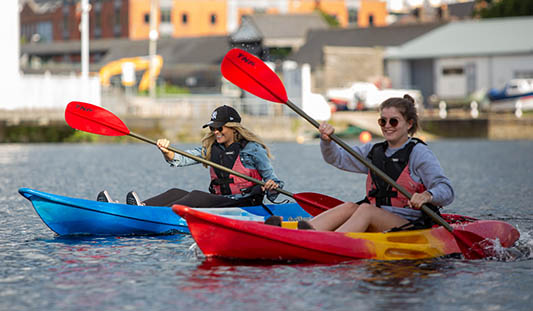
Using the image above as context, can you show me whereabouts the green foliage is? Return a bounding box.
[2,124,75,143]
[267,48,292,61]
[475,0,533,18]
[138,83,190,96]
[159,83,190,95]
[290,118,301,134]
[63,131,100,143]
[316,9,340,27]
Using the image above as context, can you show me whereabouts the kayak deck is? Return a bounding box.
[19,188,310,236]
[173,205,520,262]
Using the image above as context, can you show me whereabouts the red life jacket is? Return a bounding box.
[365,138,427,208]
[208,141,262,196]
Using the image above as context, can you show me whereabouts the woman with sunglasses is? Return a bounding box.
[291,94,454,232]
[98,105,283,207]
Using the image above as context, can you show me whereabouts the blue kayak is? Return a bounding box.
[18,188,310,236]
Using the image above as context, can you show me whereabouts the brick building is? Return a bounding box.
[20,0,372,43]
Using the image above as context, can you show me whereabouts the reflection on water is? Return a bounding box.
[1,141,533,311]
[0,144,30,164]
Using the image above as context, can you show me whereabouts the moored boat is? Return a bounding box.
[173,205,520,262]
[19,188,311,236]
[487,79,533,112]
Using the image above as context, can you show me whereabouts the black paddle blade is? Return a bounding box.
[293,192,344,216]
[454,229,496,260]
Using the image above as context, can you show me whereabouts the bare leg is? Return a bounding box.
[335,203,410,233]
[308,202,360,231]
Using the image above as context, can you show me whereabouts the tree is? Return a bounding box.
[315,9,340,27]
[475,0,533,18]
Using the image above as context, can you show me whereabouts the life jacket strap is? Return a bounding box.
[386,203,442,232]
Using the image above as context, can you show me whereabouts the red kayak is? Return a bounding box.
[173,205,520,263]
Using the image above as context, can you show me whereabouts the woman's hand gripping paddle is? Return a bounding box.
[64,101,343,216]
[221,48,492,259]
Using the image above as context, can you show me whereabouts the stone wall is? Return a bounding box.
[488,116,533,140]
[321,46,384,91]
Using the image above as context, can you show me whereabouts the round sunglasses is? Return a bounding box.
[377,117,399,127]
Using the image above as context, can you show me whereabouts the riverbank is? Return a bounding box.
[1,108,532,143]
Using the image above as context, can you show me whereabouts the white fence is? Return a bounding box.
[2,73,100,110]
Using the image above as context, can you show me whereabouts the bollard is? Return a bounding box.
[439,101,447,119]
[470,101,479,119]
[515,100,523,118]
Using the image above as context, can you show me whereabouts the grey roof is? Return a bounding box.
[21,39,117,55]
[386,16,533,59]
[21,36,232,66]
[100,36,231,65]
[231,13,329,43]
[291,22,445,67]
[448,1,475,19]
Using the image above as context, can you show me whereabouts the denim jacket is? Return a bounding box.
[166,142,284,202]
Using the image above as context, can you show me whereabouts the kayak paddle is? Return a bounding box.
[220,48,491,259]
[64,101,343,216]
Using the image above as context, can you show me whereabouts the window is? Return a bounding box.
[210,13,217,25]
[94,11,102,38]
[62,14,69,39]
[515,71,533,79]
[95,12,102,28]
[144,13,150,24]
[114,8,121,26]
[114,7,121,37]
[182,13,188,24]
[442,67,464,75]
[36,22,53,42]
[348,9,358,25]
[161,9,171,23]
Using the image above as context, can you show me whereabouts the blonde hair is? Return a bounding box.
[200,122,272,167]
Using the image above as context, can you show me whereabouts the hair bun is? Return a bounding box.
[403,94,414,103]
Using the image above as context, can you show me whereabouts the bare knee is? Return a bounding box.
[337,201,359,212]
[356,203,374,213]
[350,203,381,221]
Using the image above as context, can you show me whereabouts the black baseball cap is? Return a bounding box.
[202,105,241,128]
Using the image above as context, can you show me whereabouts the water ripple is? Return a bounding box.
[1,141,532,311]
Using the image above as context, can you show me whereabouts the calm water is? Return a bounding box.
[1,140,532,311]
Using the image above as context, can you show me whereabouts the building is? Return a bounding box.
[229,13,329,60]
[20,11,333,91]
[386,16,533,104]
[291,22,444,91]
[20,0,351,43]
[19,0,355,82]
[20,0,130,42]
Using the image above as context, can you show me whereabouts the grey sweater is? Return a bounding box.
[320,138,454,209]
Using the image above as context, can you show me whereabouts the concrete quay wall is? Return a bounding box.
[330,111,533,141]
[1,108,532,142]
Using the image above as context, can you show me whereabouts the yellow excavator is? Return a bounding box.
[99,55,163,91]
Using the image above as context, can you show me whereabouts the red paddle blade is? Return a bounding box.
[293,192,344,216]
[221,48,288,103]
[453,229,496,260]
[65,101,130,136]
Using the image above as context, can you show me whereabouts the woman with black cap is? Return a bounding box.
[97,105,283,208]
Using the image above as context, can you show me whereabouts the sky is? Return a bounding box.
[387,0,463,12]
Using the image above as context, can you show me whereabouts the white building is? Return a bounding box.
[1,0,99,110]
[386,16,533,104]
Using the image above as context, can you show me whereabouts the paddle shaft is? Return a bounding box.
[283,99,453,232]
[221,48,486,257]
[127,132,295,199]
